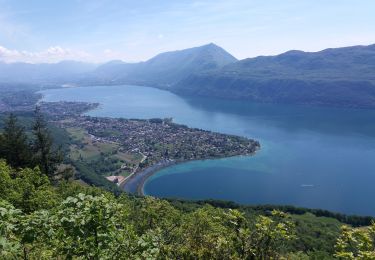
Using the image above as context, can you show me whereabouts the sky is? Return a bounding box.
[0,0,374,63]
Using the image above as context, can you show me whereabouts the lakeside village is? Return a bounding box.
[42,101,260,187]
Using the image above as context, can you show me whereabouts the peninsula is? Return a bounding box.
[41,101,260,193]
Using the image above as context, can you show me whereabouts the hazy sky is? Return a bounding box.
[0,0,374,63]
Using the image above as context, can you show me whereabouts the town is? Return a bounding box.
[70,116,260,168]
[41,101,260,185]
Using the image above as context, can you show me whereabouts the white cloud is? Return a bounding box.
[0,45,94,63]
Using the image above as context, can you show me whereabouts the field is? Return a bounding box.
[66,127,144,178]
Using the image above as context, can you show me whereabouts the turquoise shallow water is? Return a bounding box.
[41,85,375,216]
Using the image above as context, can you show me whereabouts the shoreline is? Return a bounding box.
[123,149,260,196]
[121,158,188,195]
[38,93,261,197]
[137,158,192,196]
[36,87,375,218]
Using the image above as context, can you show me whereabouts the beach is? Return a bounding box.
[122,148,260,196]
[122,159,179,195]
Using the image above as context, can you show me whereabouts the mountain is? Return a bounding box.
[131,43,238,87]
[89,43,237,87]
[85,60,137,83]
[0,61,98,84]
[2,43,375,109]
[173,44,375,108]
[0,43,237,88]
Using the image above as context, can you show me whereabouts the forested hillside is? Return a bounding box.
[84,43,237,87]
[173,44,375,108]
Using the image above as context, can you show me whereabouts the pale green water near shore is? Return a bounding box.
[41,85,375,216]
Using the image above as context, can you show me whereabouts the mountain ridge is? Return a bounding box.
[172,43,375,108]
[2,43,375,108]
[89,43,238,87]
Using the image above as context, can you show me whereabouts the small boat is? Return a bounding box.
[301,184,314,188]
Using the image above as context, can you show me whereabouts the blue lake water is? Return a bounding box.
[41,85,375,216]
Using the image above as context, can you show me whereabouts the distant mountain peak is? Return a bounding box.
[202,42,220,48]
[104,60,126,65]
[197,42,233,52]
[89,43,238,86]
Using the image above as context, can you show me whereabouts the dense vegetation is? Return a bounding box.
[0,110,63,179]
[0,160,296,259]
[1,161,375,259]
[0,111,121,194]
[171,200,374,228]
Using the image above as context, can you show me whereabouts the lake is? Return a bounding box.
[41,85,375,216]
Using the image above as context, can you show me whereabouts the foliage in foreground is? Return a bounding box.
[0,161,375,259]
[0,160,297,259]
[1,161,375,259]
[0,195,296,259]
[334,224,375,259]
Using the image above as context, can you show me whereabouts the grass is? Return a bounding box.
[67,127,119,161]
[96,142,118,154]
[70,145,100,160]
[116,169,132,177]
[67,127,86,141]
[67,126,144,177]
[115,152,143,164]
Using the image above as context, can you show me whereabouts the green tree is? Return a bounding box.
[32,106,62,181]
[52,193,137,259]
[174,205,241,259]
[20,209,56,259]
[130,196,183,258]
[0,200,22,259]
[12,167,58,213]
[0,113,32,168]
[0,160,58,213]
[249,211,296,259]
[0,160,13,200]
[226,209,295,259]
[335,224,375,259]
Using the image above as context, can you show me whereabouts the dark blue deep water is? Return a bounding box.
[41,85,375,216]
